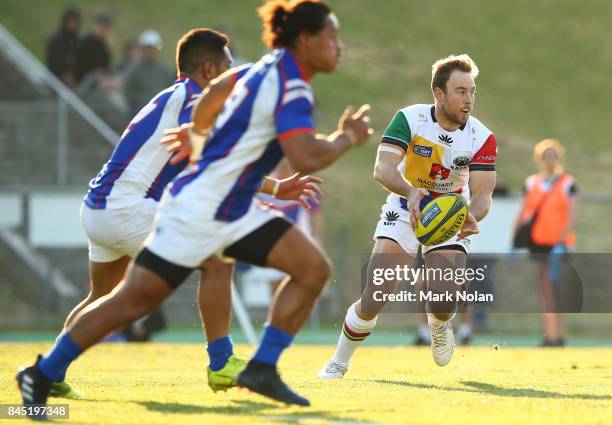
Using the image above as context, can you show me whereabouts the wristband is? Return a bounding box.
[272,179,281,196]
[189,127,209,162]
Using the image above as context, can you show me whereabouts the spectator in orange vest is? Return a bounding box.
[513,138,578,347]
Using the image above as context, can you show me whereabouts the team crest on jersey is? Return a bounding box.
[453,156,472,167]
[438,134,453,145]
[413,145,432,157]
[417,112,427,121]
[429,163,451,180]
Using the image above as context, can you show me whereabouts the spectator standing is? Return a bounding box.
[115,39,141,75]
[512,139,578,347]
[75,12,114,88]
[123,30,174,114]
[46,6,82,89]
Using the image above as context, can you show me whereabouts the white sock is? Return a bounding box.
[331,302,377,365]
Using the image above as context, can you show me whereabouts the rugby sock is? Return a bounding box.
[38,332,83,382]
[207,336,234,371]
[332,302,377,365]
[252,325,293,366]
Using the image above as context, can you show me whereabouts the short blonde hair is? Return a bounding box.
[431,54,479,92]
[533,138,566,161]
[533,138,566,173]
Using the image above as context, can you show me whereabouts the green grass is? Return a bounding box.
[2,343,611,424]
[1,0,611,298]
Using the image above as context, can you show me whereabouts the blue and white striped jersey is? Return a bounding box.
[169,49,315,222]
[84,77,201,210]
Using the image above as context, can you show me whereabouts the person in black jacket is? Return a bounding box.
[75,12,113,87]
[46,6,81,89]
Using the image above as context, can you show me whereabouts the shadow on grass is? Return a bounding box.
[138,399,276,415]
[138,399,377,423]
[368,379,611,401]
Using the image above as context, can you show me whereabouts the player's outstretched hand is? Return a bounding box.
[276,173,324,209]
[161,123,210,165]
[161,123,193,165]
[339,104,374,147]
[457,213,479,240]
[408,187,430,229]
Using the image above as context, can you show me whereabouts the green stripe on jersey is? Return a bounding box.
[382,111,411,147]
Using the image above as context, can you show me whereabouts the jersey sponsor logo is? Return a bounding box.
[453,155,472,167]
[475,155,496,162]
[413,145,432,157]
[429,163,451,180]
[421,204,441,227]
[384,210,400,226]
[416,178,456,191]
[417,112,427,121]
[438,134,453,145]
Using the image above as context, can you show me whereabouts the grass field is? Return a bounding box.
[2,343,611,424]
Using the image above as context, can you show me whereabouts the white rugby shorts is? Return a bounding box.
[146,198,282,268]
[373,198,471,255]
[80,198,158,262]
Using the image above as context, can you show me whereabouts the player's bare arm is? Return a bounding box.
[162,66,247,164]
[373,144,429,228]
[373,144,407,194]
[191,66,248,133]
[559,195,578,243]
[280,104,373,174]
[458,170,496,239]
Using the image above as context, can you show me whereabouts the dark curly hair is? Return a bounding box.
[258,0,331,49]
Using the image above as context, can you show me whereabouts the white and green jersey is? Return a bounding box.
[381,104,497,210]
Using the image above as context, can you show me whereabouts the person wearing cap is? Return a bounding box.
[123,29,174,114]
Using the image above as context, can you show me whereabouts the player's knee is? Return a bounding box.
[303,254,332,292]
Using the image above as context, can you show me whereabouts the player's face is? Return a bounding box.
[206,46,233,80]
[441,70,476,126]
[539,148,559,173]
[304,14,343,73]
[216,46,233,76]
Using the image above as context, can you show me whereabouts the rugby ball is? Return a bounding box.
[415,193,468,246]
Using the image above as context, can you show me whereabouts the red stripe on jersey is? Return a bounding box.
[471,134,497,165]
[277,127,314,141]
